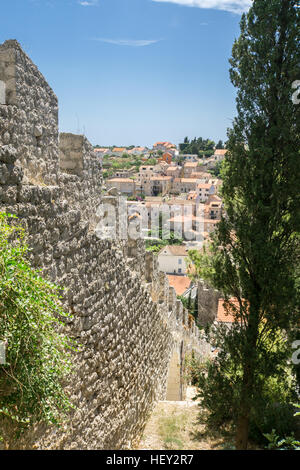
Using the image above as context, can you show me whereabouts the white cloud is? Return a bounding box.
[91,38,161,47]
[78,0,98,6]
[152,0,252,15]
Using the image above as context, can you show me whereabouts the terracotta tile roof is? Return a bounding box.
[159,245,188,256]
[113,147,126,152]
[154,141,176,148]
[214,149,228,156]
[184,162,199,167]
[107,178,134,183]
[205,194,222,204]
[217,298,246,323]
[167,275,191,296]
[181,178,198,183]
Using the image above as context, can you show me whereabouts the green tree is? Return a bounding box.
[189,0,300,449]
[208,160,225,178]
[179,136,216,156]
[0,213,75,442]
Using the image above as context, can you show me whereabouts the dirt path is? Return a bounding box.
[136,387,226,450]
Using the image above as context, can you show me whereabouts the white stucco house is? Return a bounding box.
[157,245,189,275]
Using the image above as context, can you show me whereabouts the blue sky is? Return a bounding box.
[0,0,252,147]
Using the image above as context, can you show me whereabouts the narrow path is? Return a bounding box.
[136,387,224,450]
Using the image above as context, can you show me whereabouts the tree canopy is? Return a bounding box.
[188,0,300,449]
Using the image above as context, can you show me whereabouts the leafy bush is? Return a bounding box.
[184,353,208,387]
[264,429,300,450]
[294,404,300,417]
[195,354,242,428]
[249,403,298,446]
[194,324,299,445]
[0,213,75,439]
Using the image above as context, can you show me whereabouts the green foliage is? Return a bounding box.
[294,404,300,417]
[250,403,298,446]
[184,353,208,387]
[263,429,300,450]
[147,158,157,165]
[216,140,224,149]
[179,289,199,324]
[194,324,299,445]
[179,137,215,156]
[102,169,114,179]
[146,214,183,253]
[208,160,224,178]
[145,230,183,254]
[0,213,75,438]
[189,0,300,449]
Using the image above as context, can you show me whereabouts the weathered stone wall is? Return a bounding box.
[0,40,59,186]
[0,40,210,450]
[198,280,221,326]
[59,132,103,227]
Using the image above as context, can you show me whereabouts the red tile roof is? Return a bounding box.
[107,178,134,183]
[159,245,188,256]
[166,167,179,172]
[217,298,246,323]
[184,162,199,167]
[181,178,198,183]
[167,275,191,296]
[214,149,228,156]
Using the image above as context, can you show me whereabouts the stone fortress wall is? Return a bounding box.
[0,40,210,449]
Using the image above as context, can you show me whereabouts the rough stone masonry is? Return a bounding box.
[0,40,210,450]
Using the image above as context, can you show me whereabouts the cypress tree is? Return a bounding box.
[190,0,300,449]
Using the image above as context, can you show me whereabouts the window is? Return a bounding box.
[178,268,182,273]
[178,258,182,264]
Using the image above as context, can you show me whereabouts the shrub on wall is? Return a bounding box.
[0,213,75,441]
